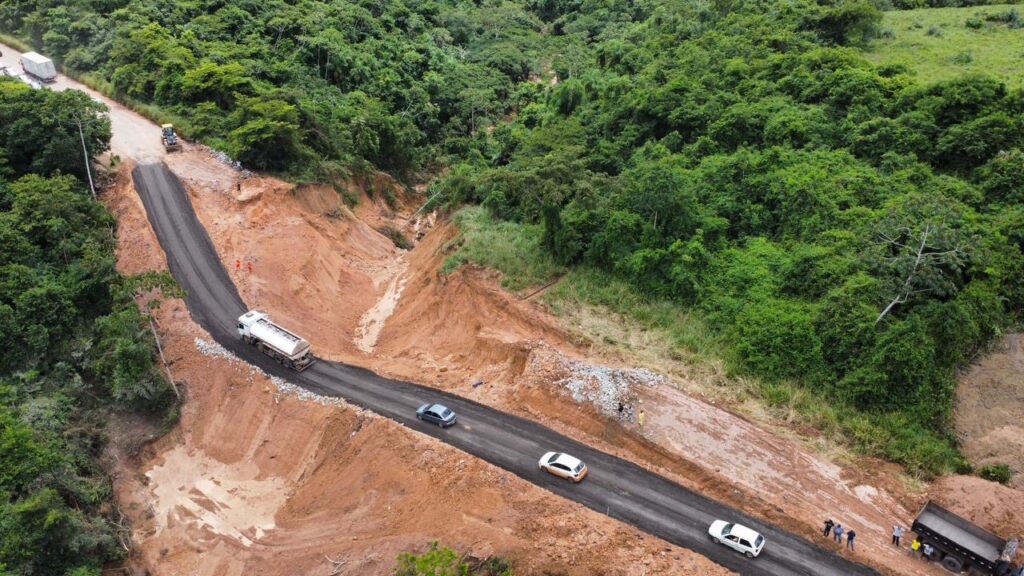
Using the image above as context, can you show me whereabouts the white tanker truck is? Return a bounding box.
[237,310,314,371]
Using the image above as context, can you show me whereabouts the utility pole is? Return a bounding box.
[75,117,96,199]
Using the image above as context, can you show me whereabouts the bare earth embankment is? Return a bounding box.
[956,333,1024,489]
[104,162,730,576]
[149,145,1018,575]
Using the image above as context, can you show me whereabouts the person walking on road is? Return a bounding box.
[638,409,646,427]
[910,538,921,557]
[847,529,857,551]
[833,524,844,543]
[823,519,834,537]
[892,525,904,546]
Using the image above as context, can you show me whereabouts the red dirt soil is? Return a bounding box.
[103,162,731,576]
[103,144,1022,575]
[956,333,1024,488]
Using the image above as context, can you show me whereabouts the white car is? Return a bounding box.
[538,452,588,483]
[708,520,765,558]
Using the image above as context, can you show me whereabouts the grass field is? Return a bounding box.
[867,4,1024,86]
[442,206,565,292]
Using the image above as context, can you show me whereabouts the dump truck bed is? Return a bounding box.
[914,502,1005,567]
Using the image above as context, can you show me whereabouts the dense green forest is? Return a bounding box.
[2,0,579,178]
[0,79,176,575]
[2,0,1021,479]
[435,1,1024,474]
[433,0,1024,475]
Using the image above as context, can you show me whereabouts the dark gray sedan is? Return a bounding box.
[416,403,457,427]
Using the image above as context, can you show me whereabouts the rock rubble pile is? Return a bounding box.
[526,346,663,423]
[194,337,348,407]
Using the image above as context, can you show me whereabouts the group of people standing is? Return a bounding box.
[822,519,857,551]
[823,519,938,561]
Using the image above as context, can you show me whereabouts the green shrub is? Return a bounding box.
[395,542,513,576]
[395,543,463,576]
[444,207,564,292]
[985,8,1022,28]
[735,299,826,383]
[951,51,974,65]
[378,225,412,250]
[978,464,1013,484]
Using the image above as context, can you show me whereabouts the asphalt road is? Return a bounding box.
[133,163,879,576]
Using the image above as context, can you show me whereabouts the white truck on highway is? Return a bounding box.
[20,52,57,83]
[238,311,314,371]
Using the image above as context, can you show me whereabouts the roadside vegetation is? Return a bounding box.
[442,207,564,292]
[395,542,513,576]
[0,0,575,182]
[867,4,1024,84]
[0,78,178,575]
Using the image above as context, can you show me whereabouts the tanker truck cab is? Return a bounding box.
[238,311,315,371]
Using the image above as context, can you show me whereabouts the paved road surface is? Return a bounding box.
[133,163,878,576]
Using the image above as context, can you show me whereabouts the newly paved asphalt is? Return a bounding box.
[133,163,878,576]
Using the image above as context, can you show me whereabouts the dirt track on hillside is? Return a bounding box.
[0,42,165,162]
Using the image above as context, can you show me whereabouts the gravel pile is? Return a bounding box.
[210,149,243,171]
[192,143,244,171]
[271,375,348,408]
[194,338,238,361]
[555,357,663,422]
[193,338,350,408]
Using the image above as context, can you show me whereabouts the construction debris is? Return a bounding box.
[193,337,348,407]
[525,346,663,423]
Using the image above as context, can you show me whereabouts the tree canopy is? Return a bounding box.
[0,77,176,575]
[426,0,1022,474]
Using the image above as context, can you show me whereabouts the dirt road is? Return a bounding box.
[131,162,877,576]
[0,42,165,162]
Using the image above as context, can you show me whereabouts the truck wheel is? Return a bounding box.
[941,555,963,573]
